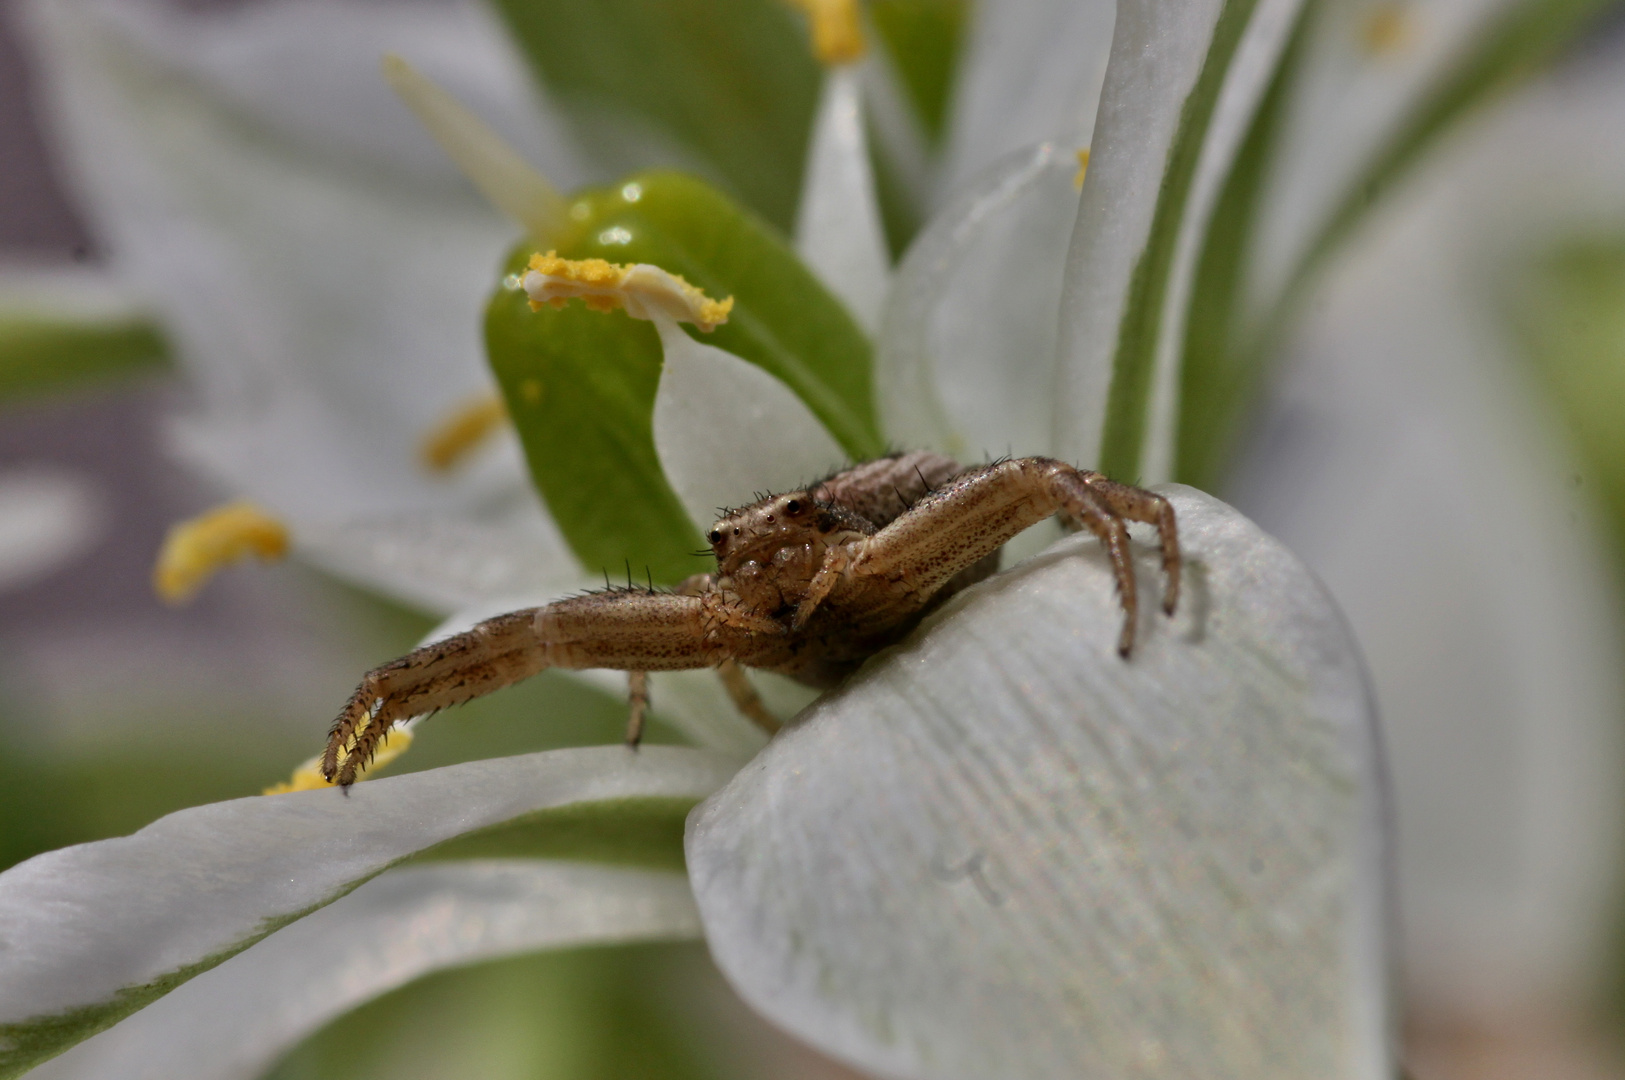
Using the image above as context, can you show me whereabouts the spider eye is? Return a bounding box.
[707,530,722,544]
[785,498,802,514]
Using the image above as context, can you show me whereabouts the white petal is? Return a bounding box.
[0,467,107,592]
[1141,0,1306,483]
[295,501,586,617]
[689,487,1388,1080]
[569,667,768,755]
[876,142,1081,465]
[29,861,699,1080]
[651,320,846,532]
[0,745,740,1066]
[0,263,153,322]
[53,0,594,194]
[936,0,1115,201]
[1051,0,1228,469]
[794,67,892,335]
[1228,55,1625,1016]
[19,0,544,526]
[1244,0,1529,322]
[381,54,567,242]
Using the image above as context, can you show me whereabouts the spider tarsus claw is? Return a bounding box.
[1116,615,1136,658]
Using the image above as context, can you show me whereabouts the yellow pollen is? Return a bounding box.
[153,501,289,604]
[420,393,509,472]
[1360,3,1413,56]
[1074,148,1091,189]
[522,250,734,332]
[263,728,415,795]
[786,0,866,65]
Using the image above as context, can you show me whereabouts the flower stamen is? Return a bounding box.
[153,501,289,604]
[1360,3,1414,56]
[786,0,866,66]
[522,251,734,331]
[263,727,414,794]
[420,393,509,473]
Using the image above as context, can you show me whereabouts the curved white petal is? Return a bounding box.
[651,320,846,532]
[28,860,699,1080]
[0,746,740,1072]
[937,0,1116,201]
[295,503,585,617]
[1141,0,1305,483]
[795,67,891,335]
[689,487,1389,1080]
[1228,55,1625,1017]
[18,0,558,529]
[876,142,1081,466]
[1244,0,1529,321]
[1051,0,1234,469]
[48,0,594,195]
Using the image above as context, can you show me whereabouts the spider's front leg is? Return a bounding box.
[324,589,778,786]
[826,457,1180,657]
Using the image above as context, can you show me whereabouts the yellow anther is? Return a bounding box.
[420,393,509,473]
[263,728,414,795]
[1074,148,1091,190]
[1360,3,1413,56]
[522,251,735,332]
[153,501,289,604]
[786,0,866,66]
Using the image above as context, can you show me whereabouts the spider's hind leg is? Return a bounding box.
[717,658,781,735]
[625,670,650,746]
[1080,475,1181,615]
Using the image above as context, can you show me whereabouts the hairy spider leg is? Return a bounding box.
[815,457,1178,657]
[325,590,778,786]
[626,670,650,745]
[666,572,783,732]
[1079,474,1181,614]
[717,657,782,734]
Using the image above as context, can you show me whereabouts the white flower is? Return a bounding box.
[6,0,1617,1075]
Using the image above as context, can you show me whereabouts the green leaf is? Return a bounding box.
[557,171,883,459]
[0,316,168,402]
[486,172,883,581]
[489,0,820,232]
[486,266,703,584]
[868,0,969,143]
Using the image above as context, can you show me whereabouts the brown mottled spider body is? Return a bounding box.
[323,453,1180,786]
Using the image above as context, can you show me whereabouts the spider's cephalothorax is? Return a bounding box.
[322,452,1180,785]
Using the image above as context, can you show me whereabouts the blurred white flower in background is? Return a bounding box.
[1233,36,1625,1042]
